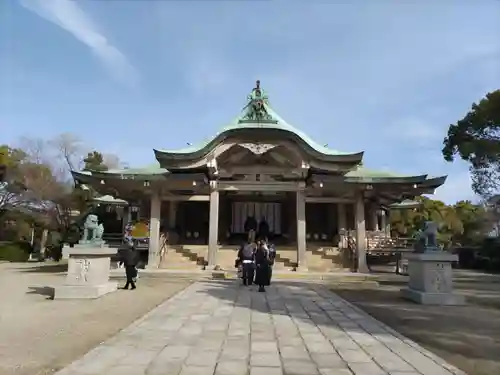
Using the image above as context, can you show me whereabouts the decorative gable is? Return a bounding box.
[239,143,276,154]
[238,80,279,124]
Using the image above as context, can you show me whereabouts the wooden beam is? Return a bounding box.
[305,197,354,203]
[218,181,299,192]
[161,195,210,201]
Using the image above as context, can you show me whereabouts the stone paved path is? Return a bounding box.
[56,281,467,375]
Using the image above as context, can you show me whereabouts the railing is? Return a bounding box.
[102,233,124,243]
[346,231,416,273]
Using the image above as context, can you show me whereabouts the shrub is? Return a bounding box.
[0,240,33,262]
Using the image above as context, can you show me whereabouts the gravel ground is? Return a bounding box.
[332,268,500,375]
[0,262,192,375]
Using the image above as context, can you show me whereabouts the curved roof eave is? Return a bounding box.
[92,195,129,205]
[154,127,364,164]
[71,169,169,182]
[389,199,422,209]
[155,83,366,164]
[344,174,429,184]
[420,176,447,189]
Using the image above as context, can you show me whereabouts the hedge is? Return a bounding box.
[0,241,33,262]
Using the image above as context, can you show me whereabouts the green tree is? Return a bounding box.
[0,145,33,215]
[389,197,464,248]
[452,200,487,245]
[442,90,500,198]
[83,151,108,172]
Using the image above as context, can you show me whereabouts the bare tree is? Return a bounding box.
[48,132,87,180]
[102,153,122,169]
[17,136,49,164]
[5,137,79,227]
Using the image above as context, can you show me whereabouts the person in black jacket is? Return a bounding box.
[237,231,256,286]
[265,238,276,286]
[258,216,270,241]
[244,215,257,234]
[254,240,271,292]
[121,243,139,290]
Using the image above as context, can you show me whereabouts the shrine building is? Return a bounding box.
[72,81,446,272]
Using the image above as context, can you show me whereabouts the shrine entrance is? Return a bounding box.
[216,192,295,245]
[230,201,282,235]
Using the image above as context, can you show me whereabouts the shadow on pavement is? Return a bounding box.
[332,282,500,375]
[27,286,54,299]
[201,275,500,375]
[17,263,68,274]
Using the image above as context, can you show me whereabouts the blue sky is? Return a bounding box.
[1,0,499,204]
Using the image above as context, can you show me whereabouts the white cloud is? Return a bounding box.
[180,50,235,96]
[432,171,478,204]
[19,0,139,86]
[385,117,442,142]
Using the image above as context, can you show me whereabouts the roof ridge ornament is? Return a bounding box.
[239,80,278,124]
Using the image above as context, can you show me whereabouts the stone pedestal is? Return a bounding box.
[52,243,117,300]
[401,252,465,305]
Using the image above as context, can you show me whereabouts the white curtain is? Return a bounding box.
[231,202,281,234]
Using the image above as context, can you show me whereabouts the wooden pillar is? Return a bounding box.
[355,191,369,273]
[168,201,177,229]
[147,191,161,269]
[296,185,307,271]
[208,181,219,268]
[380,209,386,236]
[337,203,347,248]
[372,207,380,231]
[383,209,391,237]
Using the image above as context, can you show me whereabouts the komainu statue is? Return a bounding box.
[414,221,439,253]
[81,214,104,242]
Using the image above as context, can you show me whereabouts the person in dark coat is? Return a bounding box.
[244,215,257,234]
[121,244,139,290]
[237,232,256,286]
[266,238,276,285]
[258,216,270,240]
[254,240,271,292]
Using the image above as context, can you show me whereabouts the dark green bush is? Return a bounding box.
[0,240,33,262]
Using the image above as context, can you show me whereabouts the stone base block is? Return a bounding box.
[52,282,117,300]
[401,287,465,305]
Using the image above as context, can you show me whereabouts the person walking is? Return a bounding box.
[244,215,257,235]
[254,239,271,292]
[237,230,256,286]
[266,238,276,285]
[121,242,139,290]
[257,216,270,241]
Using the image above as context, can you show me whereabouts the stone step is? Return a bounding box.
[162,263,202,270]
[160,244,348,272]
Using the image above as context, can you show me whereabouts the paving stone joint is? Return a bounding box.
[55,281,466,375]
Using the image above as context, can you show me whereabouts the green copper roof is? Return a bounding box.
[88,163,167,175]
[389,199,422,209]
[71,163,168,182]
[345,167,410,179]
[343,166,429,183]
[92,195,129,205]
[101,163,167,175]
[154,81,363,162]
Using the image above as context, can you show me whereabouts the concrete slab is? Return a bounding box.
[54,281,468,375]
